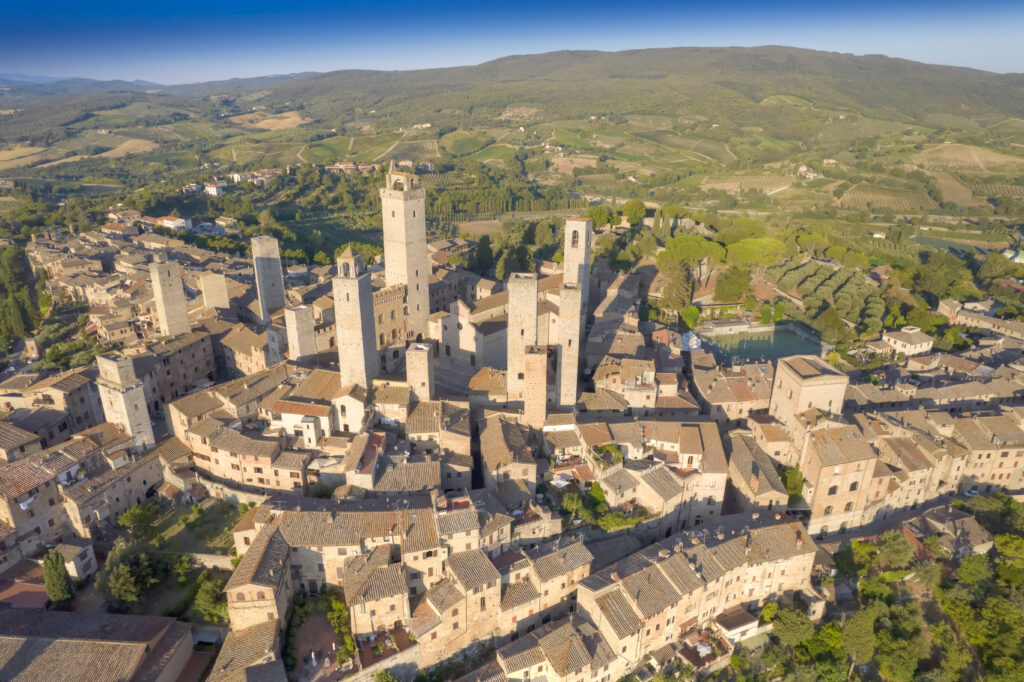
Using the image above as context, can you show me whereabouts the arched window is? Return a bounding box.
[393,179,405,191]
[342,262,351,277]
[571,230,579,248]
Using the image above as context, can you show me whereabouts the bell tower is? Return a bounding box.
[380,167,430,340]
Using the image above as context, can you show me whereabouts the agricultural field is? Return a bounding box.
[0,146,50,170]
[377,139,439,162]
[349,133,402,163]
[98,138,159,158]
[549,156,597,174]
[912,143,1024,172]
[440,130,493,156]
[453,219,502,236]
[466,144,516,163]
[702,175,792,194]
[972,184,1024,198]
[631,130,735,163]
[549,129,590,148]
[839,183,938,212]
[228,110,311,130]
[302,136,351,163]
[926,170,983,206]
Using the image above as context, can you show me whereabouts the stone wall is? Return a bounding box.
[348,644,421,682]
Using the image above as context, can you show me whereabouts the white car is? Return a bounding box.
[963,489,980,498]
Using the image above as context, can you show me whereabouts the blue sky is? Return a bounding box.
[2,0,1022,83]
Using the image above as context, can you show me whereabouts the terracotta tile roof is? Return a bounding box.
[425,577,464,614]
[447,549,500,591]
[500,577,540,610]
[207,619,284,682]
[225,524,290,591]
[342,546,406,605]
[530,541,593,582]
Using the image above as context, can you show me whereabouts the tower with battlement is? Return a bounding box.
[334,248,378,389]
[380,168,430,339]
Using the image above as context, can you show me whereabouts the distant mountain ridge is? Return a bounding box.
[2,46,1023,147]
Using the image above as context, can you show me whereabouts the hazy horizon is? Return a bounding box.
[2,0,1023,84]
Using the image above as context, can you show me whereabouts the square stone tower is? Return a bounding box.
[333,247,378,389]
[562,217,593,307]
[285,305,317,364]
[149,258,190,338]
[523,345,549,429]
[557,283,583,408]
[96,354,155,452]
[201,272,231,310]
[380,168,430,339]
[251,236,286,322]
[507,273,539,398]
[406,341,434,403]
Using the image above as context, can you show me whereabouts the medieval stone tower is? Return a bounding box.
[507,273,539,398]
[285,305,317,364]
[557,283,583,408]
[562,217,593,307]
[406,341,435,403]
[149,258,190,338]
[96,355,155,452]
[333,247,378,389]
[523,345,549,429]
[380,167,430,339]
[251,236,286,323]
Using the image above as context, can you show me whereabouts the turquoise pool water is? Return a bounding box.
[703,326,823,362]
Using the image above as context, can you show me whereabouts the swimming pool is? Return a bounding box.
[702,326,823,362]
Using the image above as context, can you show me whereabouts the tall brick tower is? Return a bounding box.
[333,247,378,389]
[557,283,583,408]
[149,258,190,338]
[251,236,286,323]
[562,217,593,308]
[380,167,430,340]
[507,273,539,398]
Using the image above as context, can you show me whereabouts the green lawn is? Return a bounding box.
[156,501,243,555]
